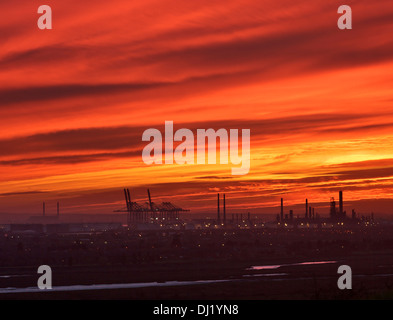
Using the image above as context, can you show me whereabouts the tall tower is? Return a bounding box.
[223,194,226,223]
[280,198,284,222]
[339,191,343,217]
[217,193,220,223]
[305,199,308,219]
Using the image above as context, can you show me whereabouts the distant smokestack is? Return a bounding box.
[147,189,153,211]
[43,202,45,217]
[309,206,312,219]
[280,198,284,222]
[57,202,59,217]
[217,193,220,223]
[312,207,315,219]
[305,199,308,219]
[339,191,343,216]
[223,194,226,223]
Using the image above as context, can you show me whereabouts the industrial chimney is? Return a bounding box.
[217,193,220,223]
[339,191,343,217]
[280,198,284,222]
[223,194,226,223]
[305,199,308,219]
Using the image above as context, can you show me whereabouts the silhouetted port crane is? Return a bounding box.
[114,188,189,225]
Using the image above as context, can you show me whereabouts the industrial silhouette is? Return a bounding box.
[114,188,189,225]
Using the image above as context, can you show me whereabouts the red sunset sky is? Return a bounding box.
[1,0,393,218]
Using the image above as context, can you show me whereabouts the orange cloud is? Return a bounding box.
[1,0,393,217]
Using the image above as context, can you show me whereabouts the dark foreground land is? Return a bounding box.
[1,225,393,299]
